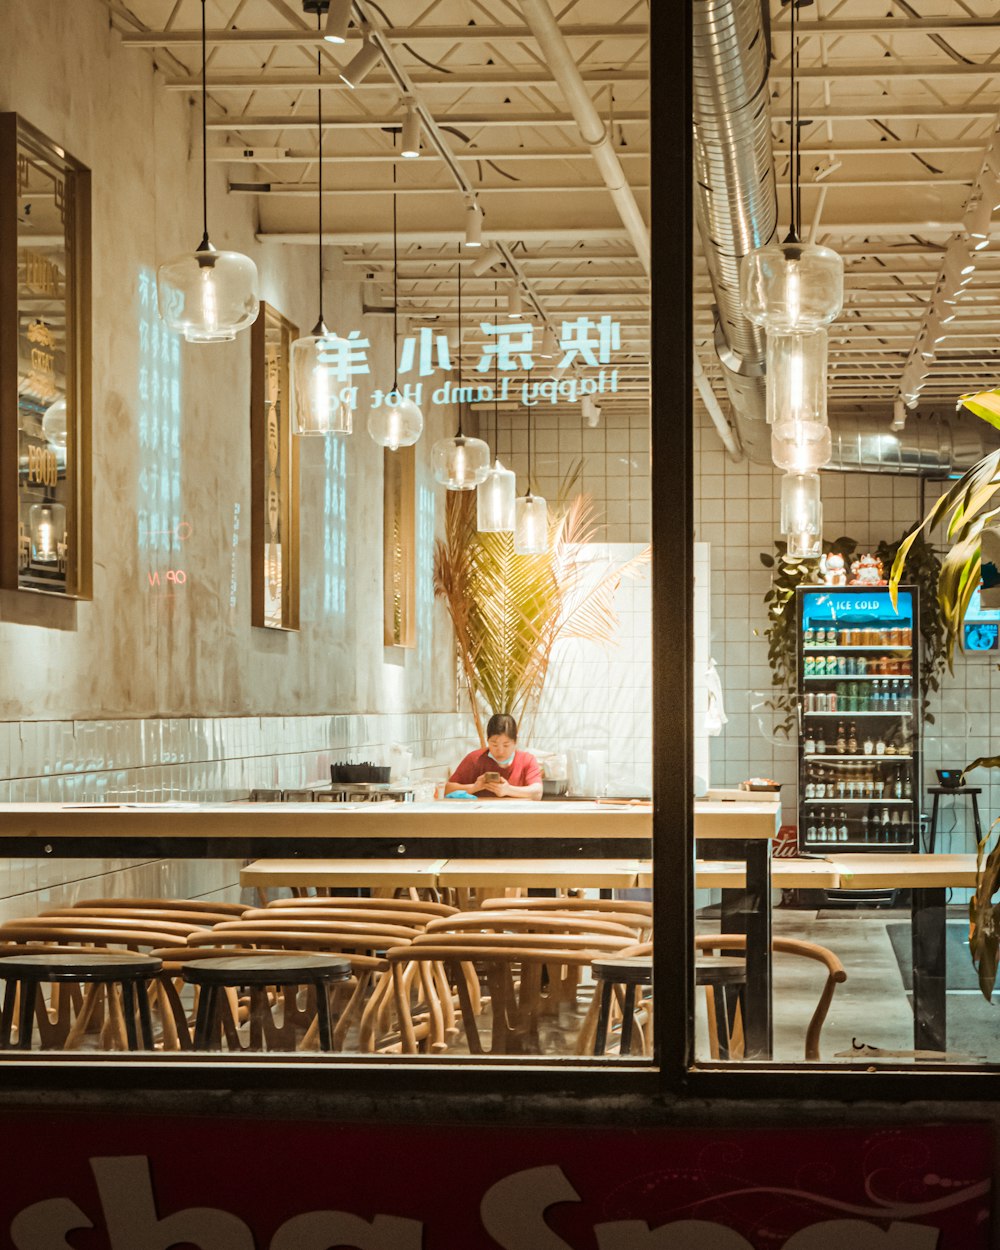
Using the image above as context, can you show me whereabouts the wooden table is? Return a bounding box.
[239,858,448,891]
[828,852,978,1053]
[435,858,644,890]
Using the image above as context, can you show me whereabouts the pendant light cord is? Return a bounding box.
[786,0,800,244]
[456,261,463,436]
[316,10,324,326]
[391,138,398,389]
[199,0,209,249]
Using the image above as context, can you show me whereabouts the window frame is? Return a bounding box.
[0,4,992,1101]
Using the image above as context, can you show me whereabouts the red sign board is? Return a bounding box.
[0,1115,989,1248]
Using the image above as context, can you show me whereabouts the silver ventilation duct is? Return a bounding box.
[827,407,1000,475]
[691,0,1000,473]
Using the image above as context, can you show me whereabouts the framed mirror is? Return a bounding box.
[0,114,91,597]
[250,301,299,629]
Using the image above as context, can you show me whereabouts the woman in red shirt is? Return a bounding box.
[445,714,543,800]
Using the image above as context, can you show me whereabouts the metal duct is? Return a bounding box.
[692,0,775,463]
[691,0,1000,472]
[826,408,1000,475]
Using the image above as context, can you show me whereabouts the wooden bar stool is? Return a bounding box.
[0,952,161,1051]
[183,954,351,1052]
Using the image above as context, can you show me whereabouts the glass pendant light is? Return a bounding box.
[432,262,489,488]
[157,0,259,342]
[477,331,515,531]
[291,18,352,437]
[368,154,423,449]
[765,329,828,426]
[29,502,65,564]
[739,3,842,334]
[781,472,822,558]
[513,402,548,555]
[41,396,67,448]
[771,419,831,473]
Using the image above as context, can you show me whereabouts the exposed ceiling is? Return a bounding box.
[698,0,1000,416]
[101,0,1000,437]
[100,0,651,414]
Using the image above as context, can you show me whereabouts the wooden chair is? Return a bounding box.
[241,906,439,931]
[696,934,847,1061]
[386,933,626,1056]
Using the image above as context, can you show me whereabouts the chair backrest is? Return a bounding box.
[72,897,246,917]
[209,918,421,941]
[695,933,846,1060]
[424,911,643,940]
[41,906,224,927]
[264,896,458,917]
[153,943,385,975]
[480,897,652,918]
[186,927,410,962]
[1,915,203,939]
[242,907,435,930]
[0,923,187,950]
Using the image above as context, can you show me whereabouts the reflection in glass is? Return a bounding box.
[29,501,65,564]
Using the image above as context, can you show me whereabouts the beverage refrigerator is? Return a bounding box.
[796,585,920,852]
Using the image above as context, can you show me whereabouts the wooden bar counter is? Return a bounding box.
[0,798,778,859]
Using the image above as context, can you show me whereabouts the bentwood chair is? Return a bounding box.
[386,933,632,1056]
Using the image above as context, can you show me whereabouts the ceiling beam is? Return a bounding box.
[769,62,1000,81]
[772,16,1000,36]
[207,111,648,131]
[211,146,649,163]
[118,23,647,47]
[231,181,649,196]
[165,69,647,91]
[257,228,631,244]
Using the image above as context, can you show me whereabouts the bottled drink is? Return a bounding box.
[805,775,815,800]
[875,736,886,756]
[805,732,816,754]
[847,722,858,753]
[806,816,817,840]
[818,809,828,841]
[836,722,847,754]
[846,775,856,800]
[861,811,870,840]
[881,807,891,841]
[804,627,814,647]
[836,774,847,800]
[893,769,903,799]
[863,733,874,755]
[815,732,826,754]
[874,774,885,799]
[903,773,912,800]
[838,809,849,842]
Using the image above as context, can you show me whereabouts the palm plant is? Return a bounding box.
[433,490,649,745]
[890,391,1000,672]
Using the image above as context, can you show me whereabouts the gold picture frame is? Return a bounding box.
[250,302,300,630]
[0,113,91,598]
[383,445,416,648]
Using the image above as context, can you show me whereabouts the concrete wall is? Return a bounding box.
[0,0,456,722]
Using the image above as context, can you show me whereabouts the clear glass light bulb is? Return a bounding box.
[201,266,218,336]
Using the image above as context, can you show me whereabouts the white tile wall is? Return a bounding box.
[694,406,1000,851]
[0,712,472,921]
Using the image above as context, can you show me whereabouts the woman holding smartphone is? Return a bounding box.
[444,713,543,800]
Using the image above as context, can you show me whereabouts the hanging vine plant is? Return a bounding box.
[760,529,947,736]
[758,536,857,737]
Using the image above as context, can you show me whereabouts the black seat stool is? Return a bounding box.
[592,956,653,1055]
[927,785,983,854]
[0,952,161,1051]
[183,954,352,1052]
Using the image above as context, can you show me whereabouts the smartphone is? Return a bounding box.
[482,771,501,783]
